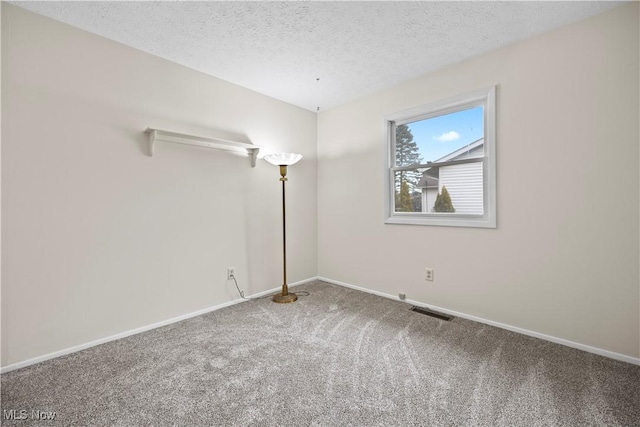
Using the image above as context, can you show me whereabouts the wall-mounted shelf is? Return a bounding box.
[144,128,260,167]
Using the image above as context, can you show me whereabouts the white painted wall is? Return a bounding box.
[317,4,639,358]
[1,4,317,367]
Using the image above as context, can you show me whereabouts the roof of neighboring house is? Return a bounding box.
[417,174,439,189]
[417,138,484,188]
[435,138,484,162]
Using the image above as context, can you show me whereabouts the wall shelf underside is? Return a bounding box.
[145,128,260,167]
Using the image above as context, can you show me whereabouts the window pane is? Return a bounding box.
[399,106,484,164]
[394,168,427,212]
[394,163,484,214]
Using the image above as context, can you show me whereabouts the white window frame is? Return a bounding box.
[384,86,496,228]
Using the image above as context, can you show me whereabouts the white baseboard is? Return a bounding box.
[0,277,318,374]
[5,275,634,372]
[318,276,640,366]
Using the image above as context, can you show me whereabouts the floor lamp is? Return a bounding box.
[264,153,303,304]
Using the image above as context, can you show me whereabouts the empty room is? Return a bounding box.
[1,1,639,426]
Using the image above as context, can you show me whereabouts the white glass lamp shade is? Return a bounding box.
[263,153,302,166]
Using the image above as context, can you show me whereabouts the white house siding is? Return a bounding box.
[422,187,438,212]
[439,162,483,214]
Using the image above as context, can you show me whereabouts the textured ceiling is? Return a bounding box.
[10,1,624,112]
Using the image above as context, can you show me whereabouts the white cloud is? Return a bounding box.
[434,131,460,142]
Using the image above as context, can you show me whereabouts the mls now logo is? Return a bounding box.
[3,409,56,421]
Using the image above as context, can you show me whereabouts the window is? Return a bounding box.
[384,86,496,228]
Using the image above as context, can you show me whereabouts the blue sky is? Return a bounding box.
[406,106,484,162]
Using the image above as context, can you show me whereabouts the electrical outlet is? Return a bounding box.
[425,268,434,281]
[227,267,235,279]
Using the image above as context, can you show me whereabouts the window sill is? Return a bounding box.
[385,215,496,228]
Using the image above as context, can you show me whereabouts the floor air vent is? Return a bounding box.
[410,306,454,321]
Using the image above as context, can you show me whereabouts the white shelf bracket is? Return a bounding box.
[248,147,259,167]
[144,128,260,167]
[148,129,157,157]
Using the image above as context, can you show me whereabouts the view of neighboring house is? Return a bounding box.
[417,138,484,214]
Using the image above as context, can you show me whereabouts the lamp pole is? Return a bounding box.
[272,164,296,303]
[263,153,302,304]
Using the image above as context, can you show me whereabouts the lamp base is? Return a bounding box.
[272,292,298,304]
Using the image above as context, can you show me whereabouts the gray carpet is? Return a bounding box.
[1,280,639,426]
